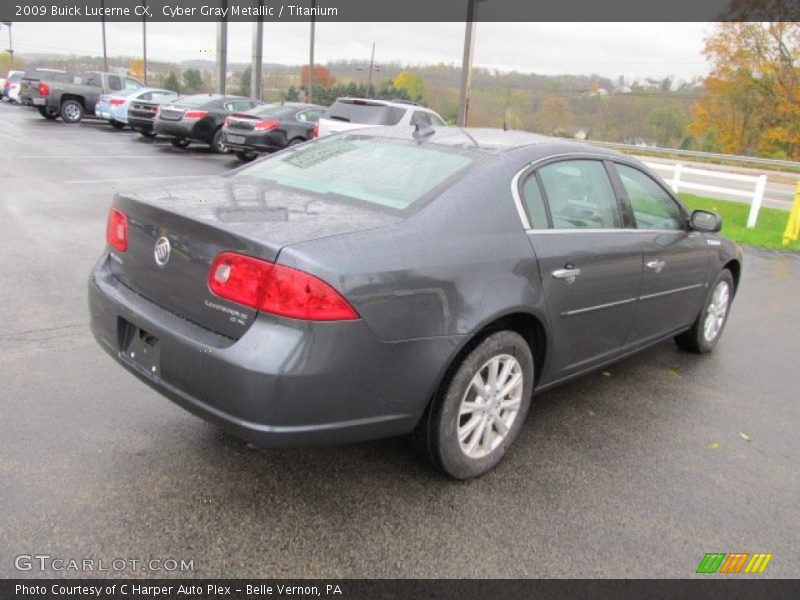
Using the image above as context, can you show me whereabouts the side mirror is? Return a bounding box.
[690,210,722,233]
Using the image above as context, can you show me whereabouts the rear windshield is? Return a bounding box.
[246,104,297,119]
[176,94,220,107]
[325,100,405,125]
[236,136,474,211]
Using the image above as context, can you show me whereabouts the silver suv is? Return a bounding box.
[315,97,447,138]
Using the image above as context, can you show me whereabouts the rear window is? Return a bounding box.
[236,136,473,210]
[246,104,297,119]
[325,100,405,125]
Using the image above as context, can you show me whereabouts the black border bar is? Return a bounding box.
[3,0,800,22]
[4,579,800,600]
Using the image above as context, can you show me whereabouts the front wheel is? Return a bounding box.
[412,330,534,479]
[139,130,157,138]
[60,99,84,123]
[110,121,125,130]
[234,150,257,162]
[675,269,734,353]
[170,138,190,148]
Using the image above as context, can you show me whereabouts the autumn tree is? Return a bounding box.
[533,97,574,134]
[689,20,800,158]
[392,71,425,101]
[128,59,145,82]
[301,65,335,88]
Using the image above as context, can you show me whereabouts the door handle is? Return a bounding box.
[646,259,666,273]
[552,267,582,284]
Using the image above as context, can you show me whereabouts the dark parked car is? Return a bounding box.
[154,94,263,153]
[88,128,742,479]
[222,102,325,162]
[126,91,181,137]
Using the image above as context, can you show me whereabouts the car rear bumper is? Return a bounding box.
[154,119,208,143]
[129,118,155,133]
[88,255,457,447]
[222,128,285,152]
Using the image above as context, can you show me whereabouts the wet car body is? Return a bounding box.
[222,102,325,159]
[88,127,741,475]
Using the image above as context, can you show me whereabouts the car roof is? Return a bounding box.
[334,97,434,111]
[348,126,623,158]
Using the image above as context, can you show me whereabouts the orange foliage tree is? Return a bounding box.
[689,20,800,159]
[300,65,335,88]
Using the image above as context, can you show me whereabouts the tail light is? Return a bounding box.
[38,82,50,96]
[154,105,160,114]
[254,119,279,131]
[109,97,126,106]
[183,110,207,120]
[224,116,232,127]
[106,207,128,252]
[312,122,320,138]
[208,252,358,321]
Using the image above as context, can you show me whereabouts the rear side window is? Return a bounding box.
[538,160,621,229]
[225,100,256,112]
[411,111,433,127]
[237,137,473,210]
[124,78,141,90]
[296,109,322,123]
[520,175,550,229]
[615,164,685,230]
[326,100,405,125]
[108,75,122,91]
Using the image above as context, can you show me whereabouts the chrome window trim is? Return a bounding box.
[510,151,685,234]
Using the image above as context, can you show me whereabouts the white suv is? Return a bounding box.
[315,97,447,138]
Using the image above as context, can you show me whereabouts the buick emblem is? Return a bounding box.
[154,236,171,267]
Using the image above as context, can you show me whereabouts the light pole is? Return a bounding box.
[367,42,376,97]
[457,0,479,127]
[216,0,228,94]
[100,0,108,71]
[307,0,316,103]
[141,2,147,85]
[251,0,264,100]
[1,22,13,60]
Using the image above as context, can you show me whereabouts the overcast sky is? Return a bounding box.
[6,22,714,81]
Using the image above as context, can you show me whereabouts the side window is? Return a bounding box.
[538,160,621,230]
[226,100,253,112]
[107,75,122,91]
[616,164,684,230]
[137,92,152,101]
[428,113,447,126]
[410,111,432,127]
[297,110,321,123]
[520,175,550,229]
[124,78,141,90]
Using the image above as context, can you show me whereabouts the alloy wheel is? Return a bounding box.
[703,280,730,342]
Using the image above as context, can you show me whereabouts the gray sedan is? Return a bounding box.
[88,127,742,479]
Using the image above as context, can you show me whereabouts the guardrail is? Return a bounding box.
[644,161,767,228]
[591,140,800,171]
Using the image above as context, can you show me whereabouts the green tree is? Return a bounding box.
[162,72,180,93]
[182,69,204,93]
[238,66,251,97]
[647,105,688,147]
[392,71,425,101]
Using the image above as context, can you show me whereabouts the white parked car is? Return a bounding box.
[3,70,24,103]
[315,97,447,138]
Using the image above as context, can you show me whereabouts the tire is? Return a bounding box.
[111,121,125,130]
[170,138,190,148]
[234,150,257,162]
[211,128,230,154]
[675,269,734,353]
[288,138,306,147]
[37,106,59,120]
[139,131,157,138]
[412,330,534,479]
[60,99,84,124]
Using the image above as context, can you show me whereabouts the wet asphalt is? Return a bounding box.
[1,101,798,578]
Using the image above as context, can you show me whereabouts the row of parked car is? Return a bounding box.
[5,67,448,162]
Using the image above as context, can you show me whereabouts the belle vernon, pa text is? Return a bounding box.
[45,4,339,18]
[16,583,344,597]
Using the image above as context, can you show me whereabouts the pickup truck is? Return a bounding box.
[21,71,143,123]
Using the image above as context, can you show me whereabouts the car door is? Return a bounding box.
[611,162,710,344]
[520,158,643,377]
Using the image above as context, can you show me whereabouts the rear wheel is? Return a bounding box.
[110,121,125,130]
[60,99,84,124]
[170,138,190,148]
[675,269,734,353]
[288,138,306,147]
[412,330,534,479]
[37,106,59,120]
[234,150,258,162]
[139,130,157,138]
[211,128,230,154]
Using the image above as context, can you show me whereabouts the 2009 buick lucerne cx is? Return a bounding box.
[89,127,742,479]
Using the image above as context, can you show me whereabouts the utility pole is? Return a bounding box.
[141,3,148,85]
[216,0,228,94]
[100,0,108,71]
[251,2,264,100]
[2,22,12,60]
[367,42,375,97]
[457,0,478,127]
[307,0,316,103]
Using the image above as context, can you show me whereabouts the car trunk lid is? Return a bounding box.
[108,178,399,338]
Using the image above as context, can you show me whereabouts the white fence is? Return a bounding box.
[644,161,768,228]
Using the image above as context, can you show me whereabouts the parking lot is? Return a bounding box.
[1,100,799,578]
